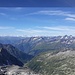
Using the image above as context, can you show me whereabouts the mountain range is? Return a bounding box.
[1,35,75,55]
[0,43,33,66]
[1,35,75,75]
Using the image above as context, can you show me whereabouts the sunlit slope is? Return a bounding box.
[27,50,75,75]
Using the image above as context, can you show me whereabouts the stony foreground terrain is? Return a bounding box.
[0,65,41,75]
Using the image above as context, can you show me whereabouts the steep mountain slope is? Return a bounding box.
[27,50,75,75]
[1,35,75,56]
[0,48,23,66]
[15,35,75,55]
[0,43,33,63]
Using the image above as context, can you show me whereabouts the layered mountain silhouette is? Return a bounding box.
[0,43,33,66]
[1,36,75,75]
[1,35,75,56]
[14,35,75,55]
[0,48,23,66]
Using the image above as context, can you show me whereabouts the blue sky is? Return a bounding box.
[0,0,75,7]
[0,7,75,36]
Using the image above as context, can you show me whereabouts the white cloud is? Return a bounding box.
[14,7,23,10]
[39,10,75,18]
[0,13,7,16]
[0,26,14,29]
[16,28,57,36]
[27,10,67,16]
[16,26,75,36]
[17,29,48,33]
[38,10,66,15]
[43,26,70,31]
[1,26,75,36]
[42,26,75,32]
[65,17,75,21]
[0,7,23,11]
[26,10,75,21]
[0,12,17,21]
[66,14,75,18]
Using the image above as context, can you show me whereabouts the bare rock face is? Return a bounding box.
[0,65,41,75]
[0,43,33,66]
[0,48,23,66]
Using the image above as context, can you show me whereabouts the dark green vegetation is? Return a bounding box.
[27,50,75,75]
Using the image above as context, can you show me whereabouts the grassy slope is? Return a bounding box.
[27,50,75,75]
